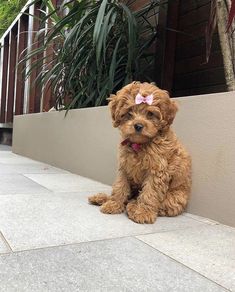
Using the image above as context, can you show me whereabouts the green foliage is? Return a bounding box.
[0,0,27,37]
[22,0,159,109]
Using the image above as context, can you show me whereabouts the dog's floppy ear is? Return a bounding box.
[158,91,178,130]
[166,99,178,125]
[108,82,140,127]
[107,94,120,127]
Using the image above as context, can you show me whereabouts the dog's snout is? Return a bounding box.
[134,123,144,132]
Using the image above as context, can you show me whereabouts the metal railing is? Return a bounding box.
[0,0,55,126]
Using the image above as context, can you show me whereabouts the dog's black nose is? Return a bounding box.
[134,123,144,132]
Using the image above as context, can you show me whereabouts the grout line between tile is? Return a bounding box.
[21,174,55,193]
[0,236,132,255]
[182,213,220,226]
[182,214,235,231]
[134,237,231,292]
[0,231,13,253]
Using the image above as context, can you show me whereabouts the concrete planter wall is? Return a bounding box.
[13,91,235,227]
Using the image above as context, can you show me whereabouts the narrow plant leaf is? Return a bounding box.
[119,2,137,76]
[109,37,121,91]
[96,6,115,65]
[205,0,217,63]
[93,0,108,46]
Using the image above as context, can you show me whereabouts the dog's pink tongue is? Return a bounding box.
[131,143,141,152]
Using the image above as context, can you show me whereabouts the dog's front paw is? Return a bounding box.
[100,200,125,214]
[88,193,109,206]
[126,201,157,224]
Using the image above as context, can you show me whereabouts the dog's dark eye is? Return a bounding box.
[147,111,154,118]
[121,112,131,120]
[147,111,161,120]
[126,112,132,119]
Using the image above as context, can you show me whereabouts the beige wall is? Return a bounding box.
[13,91,235,227]
[13,106,120,184]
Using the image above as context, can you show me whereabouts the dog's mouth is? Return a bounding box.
[125,133,150,144]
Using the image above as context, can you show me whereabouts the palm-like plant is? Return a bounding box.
[23,0,159,110]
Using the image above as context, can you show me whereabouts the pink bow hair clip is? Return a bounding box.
[135,93,153,105]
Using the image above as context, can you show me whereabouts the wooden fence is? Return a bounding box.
[0,0,55,126]
[0,0,233,127]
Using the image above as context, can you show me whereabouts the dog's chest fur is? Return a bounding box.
[122,151,149,184]
[119,144,168,187]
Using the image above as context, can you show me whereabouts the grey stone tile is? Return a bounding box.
[0,162,68,174]
[0,237,227,292]
[0,152,40,164]
[25,173,112,192]
[137,225,235,291]
[0,193,89,251]
[0,174,51,195]
[0,151,15,156]
[0,192,207,251]
[0,233,10,254]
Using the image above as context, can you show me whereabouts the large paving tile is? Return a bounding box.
[0,193,89,250]
[25,173,112,192]
[0,192,208,251]
[0,162,68,174]
[0,174,51,195]
[137,225,235,291]
[0,237,227,292]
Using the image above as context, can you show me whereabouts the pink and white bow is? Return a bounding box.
[135,93,153,105]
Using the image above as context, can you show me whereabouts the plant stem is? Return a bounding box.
[216,0,235,91]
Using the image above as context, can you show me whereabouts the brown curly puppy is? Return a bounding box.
[88,82,191,224]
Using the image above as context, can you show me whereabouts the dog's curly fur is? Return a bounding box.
[89,82,191,224]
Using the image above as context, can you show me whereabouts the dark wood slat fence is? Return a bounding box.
[0,0,56,126]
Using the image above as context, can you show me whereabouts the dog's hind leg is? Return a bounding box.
[158,188,189,217]
[88,193,109,206]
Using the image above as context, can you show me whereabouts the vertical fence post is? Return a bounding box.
[28,1,42,114]
[0,46,2,109]
[154,1,168,88]
[6,25,18,123]
[15,15,29,116]
[42,35,54,112]
[0,36,9,123]
[42,0,57,112]
[161,0,180,92]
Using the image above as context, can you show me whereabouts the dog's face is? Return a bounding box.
[109,82,178,144]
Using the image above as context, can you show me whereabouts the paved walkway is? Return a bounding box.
[0,146,234,292]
